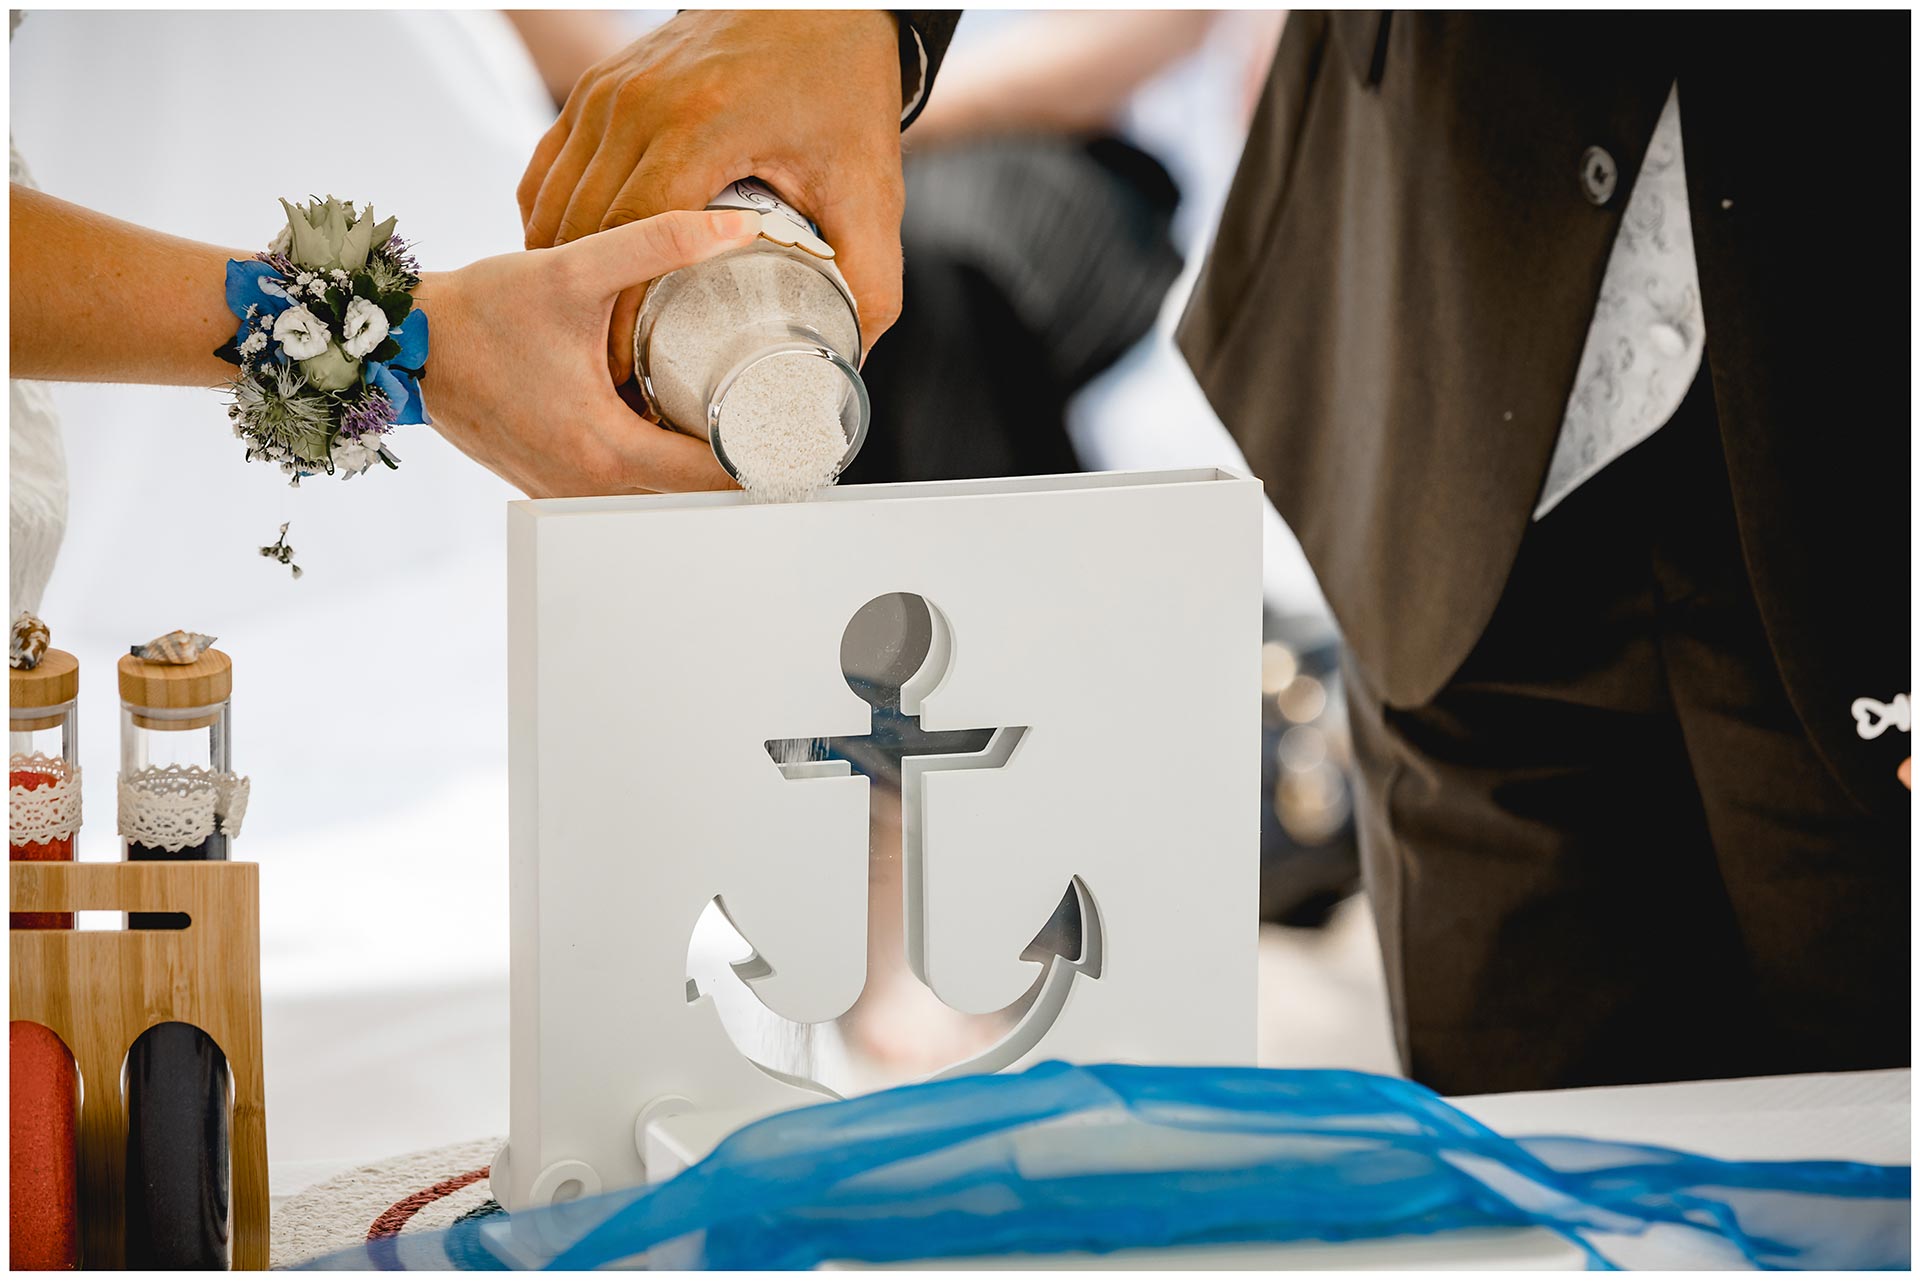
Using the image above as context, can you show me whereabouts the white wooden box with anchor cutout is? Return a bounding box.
[493,468,1262,1212]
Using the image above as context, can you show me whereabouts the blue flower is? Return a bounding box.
[361,310,430,425]
[388,311,428,370]
[224,259,294,348]
[225,259,293,319]
[365,362,426,425]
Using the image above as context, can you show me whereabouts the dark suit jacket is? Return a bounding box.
[895,12,961,128]
[1177,12,1911,814]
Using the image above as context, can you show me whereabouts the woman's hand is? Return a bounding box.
[418,208,761,497]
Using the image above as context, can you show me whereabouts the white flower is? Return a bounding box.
[272,305,332,360]
[330,434,383,478]
[238,331,269,358]
[340,296,390,359]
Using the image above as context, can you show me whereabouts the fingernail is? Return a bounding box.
[711,209,761,239]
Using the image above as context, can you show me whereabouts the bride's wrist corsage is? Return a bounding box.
[216,197,429,482]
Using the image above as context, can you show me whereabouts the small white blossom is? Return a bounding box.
[238,331,269,358]
[272,305,332,360]
[331,269,350,282]
[340,296,390,359]
[330,435,383,478]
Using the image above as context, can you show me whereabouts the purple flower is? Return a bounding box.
[340,392,395,440]
[255,250,299,277]
[380,234,420,277]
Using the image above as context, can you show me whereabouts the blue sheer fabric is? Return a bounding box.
[303,1062,1910,1271]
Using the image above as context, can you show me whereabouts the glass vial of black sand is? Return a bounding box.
[116,646,240,1269]
[117,646,240,923]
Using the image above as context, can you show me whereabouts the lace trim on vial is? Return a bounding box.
[9,753,81,847]
[118,764,251,853]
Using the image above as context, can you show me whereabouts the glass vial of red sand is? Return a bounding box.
[117,647,240,1269]
[10,646,83,1269]
[11,645,80,927]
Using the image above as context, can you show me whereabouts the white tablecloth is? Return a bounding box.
[1453,1066,1908,1165]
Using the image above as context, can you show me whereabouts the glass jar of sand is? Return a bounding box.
[117,642,247,902]
[117,637,245,1269]
[10,644,81,930]
[632,179,869,502]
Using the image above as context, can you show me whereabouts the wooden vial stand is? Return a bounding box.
[10,861,269,1269]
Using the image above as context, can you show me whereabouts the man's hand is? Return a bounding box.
[517,11,908,383]
[419,209,762,498]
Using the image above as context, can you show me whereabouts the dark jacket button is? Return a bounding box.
[1580,146,1618,206]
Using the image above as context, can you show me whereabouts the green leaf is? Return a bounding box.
[377,290,414,325]
[370,337,401,364]
[285,419,334,465]
[280,197,332,269]
[352,271,379,300]
[339,207,376,272]
[320,198,352,259]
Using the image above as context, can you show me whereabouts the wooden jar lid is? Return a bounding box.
[119,650,232,731]
[10,649,79,731]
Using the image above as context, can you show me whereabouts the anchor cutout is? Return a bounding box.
[687,592,1103,1094]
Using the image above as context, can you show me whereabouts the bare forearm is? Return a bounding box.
[10,184,242,386]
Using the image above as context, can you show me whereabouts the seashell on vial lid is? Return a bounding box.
[10,612,50,671]
[130,630,218,665]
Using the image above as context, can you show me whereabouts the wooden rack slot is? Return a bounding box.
[11,861,268,1270]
